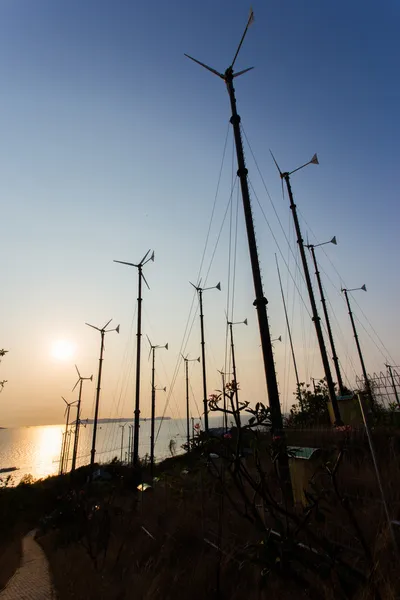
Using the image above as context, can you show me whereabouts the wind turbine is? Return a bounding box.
[60,396,77,475]
[271,151,342,426]
[306,237,346,398]
[185,10,292,496]
[185,11,285,440]
[182,354,200,450]
[227,318,247,426]
[86,319,119,475]
[341,285,372,401]
[147,335,168,475]
[189,280,221,432]
[70,365,93,473]
[114,250,154,466]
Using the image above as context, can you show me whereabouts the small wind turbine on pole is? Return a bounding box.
[114,250,154,466]
[271,151,342,426]
[147,335,168,475]
[341,285,372,402]
[60,396,77,475]
[275,254,302,408]
[227,318,247,426]
[217,367,232,431]
[306,236,347,398]
[189,280,221,432]
[86,319,119,476]
[182,354,200,450]
[71,365,93,473]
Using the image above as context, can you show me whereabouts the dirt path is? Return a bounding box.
[0,531,56,599]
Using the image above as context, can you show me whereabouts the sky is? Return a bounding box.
[0,0,399,427]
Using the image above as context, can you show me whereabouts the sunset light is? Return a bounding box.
[51,340,76,361]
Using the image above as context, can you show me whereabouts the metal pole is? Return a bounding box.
[185,359,190,450]
[150,347,156,475]
[120,425,125,462]
[309,245,346,397]
[198,289,209,432]
[128,426,132,464]
[71,380,83,473]
[275,255,302,408]
[90,331,105,472]
[386,365,400,406]
[229,323,241,428]
[133,266,143,466]
[225,73,284,433]
[224,71,291,496]
[191,416,195,444]
[59,432,65,475]
[61,405,71,474]
[283,172,342,425]
[357,393,398,553]
[343,289,373,403]
[219,369,228,431]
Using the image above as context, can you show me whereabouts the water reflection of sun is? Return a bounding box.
[35,426,63,479]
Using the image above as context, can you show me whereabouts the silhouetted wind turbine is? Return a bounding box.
[189,280,221,432]
[271,151,342,426]
[71,365,93,473]
[182,354,200,450]
[86,319,119,475]
[185,10,292,496]
[114,250,154,466]
[227,318,247,425]
[306,237,347,397]
[60,396,77,474]
[147,335,168,475]
[341,285,372,401]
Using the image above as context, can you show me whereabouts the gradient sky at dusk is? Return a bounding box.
[0,0,399,427]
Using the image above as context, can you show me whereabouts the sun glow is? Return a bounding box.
[51,340,76,361]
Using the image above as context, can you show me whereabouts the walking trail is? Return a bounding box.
[0,531,56,599]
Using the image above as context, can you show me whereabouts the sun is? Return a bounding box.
[51,340,76,361]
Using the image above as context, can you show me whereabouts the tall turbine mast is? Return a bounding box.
[185,11,286,443]
[114,250,154,466]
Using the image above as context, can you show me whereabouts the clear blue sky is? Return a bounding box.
[0,0,399,426]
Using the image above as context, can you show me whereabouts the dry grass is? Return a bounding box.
[3,427,400,599]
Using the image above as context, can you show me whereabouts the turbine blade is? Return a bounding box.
[85,322,101,331]
[141,272,150,290]
[62,396,67,405]
[269,150,283,176]
[184,54,224,79]
[232,66,254,78]
[75,364,81,378]
[146,334,152,348]
[139,249,151,265]
[72,380,79,393]
[113,260,136,267]
[230,9,254,70]
[103,318,113,329]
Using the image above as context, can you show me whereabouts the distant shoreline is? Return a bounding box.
[0,417,172,429]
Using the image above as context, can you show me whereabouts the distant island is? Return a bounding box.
[82,417,171,424]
